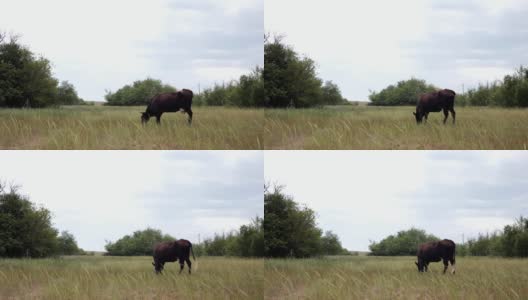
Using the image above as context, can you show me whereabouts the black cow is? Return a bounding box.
[152,239,195,274]
[141,89,193,125]
[415,239,456,274]
[413,89,456,124]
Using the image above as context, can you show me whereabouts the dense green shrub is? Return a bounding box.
[368,78,437,106]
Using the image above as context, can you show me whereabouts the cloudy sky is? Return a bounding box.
[0,0,263,101]
[266,0,528,101]
[0,151,263,251]
[265,151,528,251]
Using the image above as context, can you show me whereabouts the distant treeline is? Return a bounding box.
[105,67,264,107]
[368,228,439,256]
[369,217,528,258]
[105,217,263,257]
[457,217,528,257]
[369,66,528,107]
[368,78,437,106]
[0,183,84,257]
[0,33,84,107]
[456,66,528,107]
[264,184,351,258]
[264,34,347,108]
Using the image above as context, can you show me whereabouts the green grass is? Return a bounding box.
[0,256,263,299]
[0,106,263,149]
[264,106,528,149]
[265,256,528,299]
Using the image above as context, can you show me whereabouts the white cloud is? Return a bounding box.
[265,151,528,251]
[0,0,262,100]
[265,0,528,100]
[0,151,263,251]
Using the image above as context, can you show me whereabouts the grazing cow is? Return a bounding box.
[415,239,456,274]
[152,239,195,274]
[413,89,456,124]
[141,89,193,125]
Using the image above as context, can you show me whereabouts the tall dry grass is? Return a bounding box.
[264,106,528,149]
[265,256,528,299]
[0,106,263,149]
[0,256,263,299]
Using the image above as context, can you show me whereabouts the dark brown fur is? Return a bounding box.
[152,239,195,274]
[415,239,456,274]
[414,89,456,124]
[141,89,193,125]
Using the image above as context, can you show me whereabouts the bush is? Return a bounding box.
[264,35,344,108]
[0,33,59,108]
[105,78,176,106]
[369,228,440,256]
[368,78,437,106]
[264,184,347,258]
[0,183,82,258]
[104,228,175,256]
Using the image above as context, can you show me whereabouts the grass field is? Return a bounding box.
[0,256,263,299]
[265,256,528,299]
[0,106,263,149]
[264,106,528,149]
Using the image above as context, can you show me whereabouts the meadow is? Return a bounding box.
[0,106,263,149]
[0,256,263,299]
[264,106,528,149]
[265,256,528,299]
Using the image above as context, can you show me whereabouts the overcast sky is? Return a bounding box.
[0,151,263,251]
[265,0,528,101]
[0,0,263,101]
[265,151,528,251]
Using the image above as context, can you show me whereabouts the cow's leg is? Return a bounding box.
[179,258,185,274]
[442,259,449,274]
[185,258,192,274]
[424,112,429,123]
[450,108,456,124]
[442,109,449,124]
[156,114,162,125]
[425,262,429,272]
[153,261,161,274]
[186,109,193,125]
[450,257,456,274]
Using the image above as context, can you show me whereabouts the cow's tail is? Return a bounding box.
[190,243,196,261]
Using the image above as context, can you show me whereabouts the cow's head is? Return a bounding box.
[415,259,425,272]
[141,112,150,124]
[413,111,423,124]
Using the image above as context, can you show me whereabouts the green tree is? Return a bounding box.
[0,184,59,257]
[321,81,345,105]
[369,78,437,106]
[321,231,346,255]
[369,228,440,256]
[0,33,59,108]
[105,78,176,106]
[57,230,81,255]
[264,185,323,258]
[57,81,82,105]
[105,228,175,256]
[264,35,325,108]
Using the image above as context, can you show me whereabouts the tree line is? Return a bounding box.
[104,67,263,107]
[369,66,528,107]
[105,217,263,257]
[0,33,83,107]
[264,34,347,108]
[0,183,83,257]
[264,184,350,258]
[369,217,528,258]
